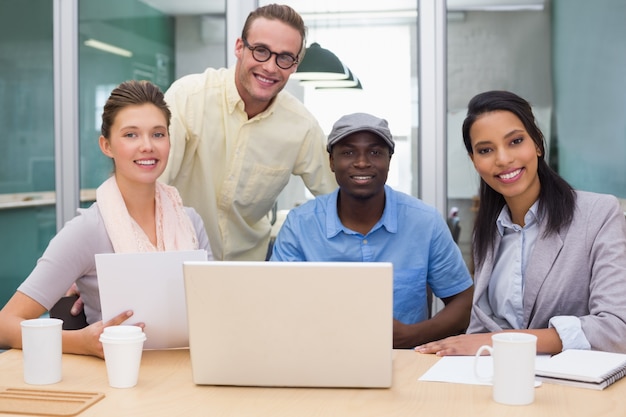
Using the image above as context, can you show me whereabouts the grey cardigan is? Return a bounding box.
[468,191,626,353]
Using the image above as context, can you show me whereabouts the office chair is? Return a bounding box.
[49,295,88,330]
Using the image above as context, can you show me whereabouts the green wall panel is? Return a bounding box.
[553,0,626,197]
[0,0,175,305]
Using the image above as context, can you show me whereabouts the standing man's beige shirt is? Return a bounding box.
[161,67,336,261]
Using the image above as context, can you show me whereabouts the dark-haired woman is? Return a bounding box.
[417,90,626,355]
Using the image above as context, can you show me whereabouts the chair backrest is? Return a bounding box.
[49,295,88,330]
[447,217,461,243]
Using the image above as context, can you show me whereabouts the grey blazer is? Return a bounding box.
[468,191,626,353]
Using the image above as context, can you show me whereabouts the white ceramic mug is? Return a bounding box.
[474,332,537,405]
[21,318,63,385]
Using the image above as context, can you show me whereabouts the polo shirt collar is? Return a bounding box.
[324,185,398,238]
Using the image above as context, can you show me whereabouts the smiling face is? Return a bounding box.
[234,17,301,118]
[468,110,542,210]
[329,131,391,202]
[99,103,170,190]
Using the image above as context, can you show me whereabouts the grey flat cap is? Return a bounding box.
[326,113,394,154]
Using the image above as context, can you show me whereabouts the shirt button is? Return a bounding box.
[363,239,368,244]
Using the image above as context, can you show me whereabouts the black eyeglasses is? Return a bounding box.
[242,38,299,70]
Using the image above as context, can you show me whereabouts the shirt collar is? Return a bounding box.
[496,199,541,235]
[225,66,277,119]
[324,185,398,238]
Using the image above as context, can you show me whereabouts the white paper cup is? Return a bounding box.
[474,332,537,405]
[99,325,147,388]
[21,318,63,385]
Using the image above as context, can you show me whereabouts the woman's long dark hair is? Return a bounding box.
[461,90,575,269]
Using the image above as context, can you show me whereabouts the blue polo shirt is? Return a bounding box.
[270,185,473,324]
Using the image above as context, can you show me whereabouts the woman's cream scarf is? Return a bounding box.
[96,176,198,253]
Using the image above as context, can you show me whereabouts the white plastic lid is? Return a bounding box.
[21,318,63,328]
[99,325,146,343]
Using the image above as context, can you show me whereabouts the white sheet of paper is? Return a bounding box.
[96,250,208,349]
[418,355,549,386]
[419,355,493,385]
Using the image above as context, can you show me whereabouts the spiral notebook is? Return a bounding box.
[535,349,626,390]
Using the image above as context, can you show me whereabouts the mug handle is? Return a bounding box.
[474,344,493,382]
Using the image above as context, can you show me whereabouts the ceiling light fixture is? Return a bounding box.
[84,39,133,58]
[291,42,348,81]
[315,78,363,91]
[300,67,361,88]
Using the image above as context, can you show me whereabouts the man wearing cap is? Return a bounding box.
[270,113,474,348]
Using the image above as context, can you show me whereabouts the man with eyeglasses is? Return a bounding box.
[160,4,337,261]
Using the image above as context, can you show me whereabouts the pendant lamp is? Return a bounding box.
[300,67,361,88]
[315,78,363,90]
[291,42,349,81]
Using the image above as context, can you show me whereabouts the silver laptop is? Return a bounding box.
[183,261,393,388]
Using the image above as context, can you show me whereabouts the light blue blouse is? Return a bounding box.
[489,201,591,350]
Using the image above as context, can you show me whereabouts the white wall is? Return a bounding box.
[446,10,552,199]
[174,15,227,78]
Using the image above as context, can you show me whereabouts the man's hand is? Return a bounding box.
[65,283,84,316]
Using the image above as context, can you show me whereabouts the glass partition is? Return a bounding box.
[445,5,552,269]
[0,0,227,305]
[78,0,227,195]
[0,0,56,306]
[78,0,176,192]
[446,1,626,271]
[259,0,419,209]
[552,0,626,198]
[3,1,623,307]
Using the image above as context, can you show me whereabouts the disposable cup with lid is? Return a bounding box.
[99,325,146,388]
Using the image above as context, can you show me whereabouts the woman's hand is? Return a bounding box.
[73,310,144,359]
[414,333,494,356]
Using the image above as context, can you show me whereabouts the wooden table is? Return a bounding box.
[1,348,625,417]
